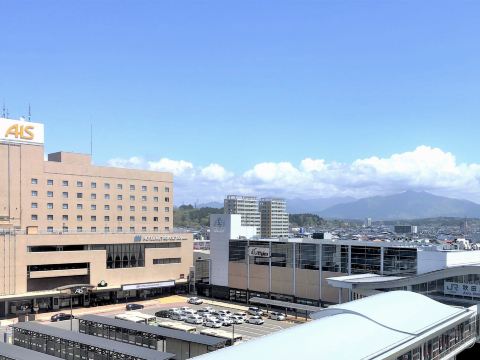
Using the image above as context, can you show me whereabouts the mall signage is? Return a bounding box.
[0,118,44,145]
[248,246,270,257]
[444,281,480,298]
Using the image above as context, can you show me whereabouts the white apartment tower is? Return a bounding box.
[259,198,289,238]
[224,195,261,233]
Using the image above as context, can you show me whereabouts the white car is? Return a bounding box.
[217,310,232,316]
[170,312,187,321]
[230,315,245,324]
[187,297,203,305]
[233,312,248,319]
[247,316,264,325]
[196,307,213,315]
[185,315,203,324]
[248,307,264,316]
[218,316,233,326]
[269,312,286,321]
[204,319,223,328]
[181,309,197,316]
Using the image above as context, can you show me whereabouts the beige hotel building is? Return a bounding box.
[0,117,192,318]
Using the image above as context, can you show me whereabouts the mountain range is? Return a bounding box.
[317,191,480,220]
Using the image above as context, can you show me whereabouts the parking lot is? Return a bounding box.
[45,297,298,342]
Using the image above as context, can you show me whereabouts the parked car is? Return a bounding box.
[204,319,223,328]
[247,316,264,325]
[233,312,248,319]
[248,307,264,316]
[170,312,187,321]
[217,310,232,316]
[51,313,74,322]
[230,315,245,324]
[185,315,203,324]
[126,303,144,311]
[182,309,197,316]
[187,297,203,305]
[269,311,286,321]
[155,310,171,318]
[218,316,233,326]
[196,308,212,315]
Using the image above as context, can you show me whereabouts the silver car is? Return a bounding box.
[170,312,187,321]
[247,316,264,325]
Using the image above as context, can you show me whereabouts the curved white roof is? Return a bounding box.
[195,291,472,360]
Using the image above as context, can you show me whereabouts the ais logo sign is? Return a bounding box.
[0,119,44,144]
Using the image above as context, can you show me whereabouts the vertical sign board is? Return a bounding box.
[0,118,45,145]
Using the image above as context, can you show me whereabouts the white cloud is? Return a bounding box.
[107,146,480,204]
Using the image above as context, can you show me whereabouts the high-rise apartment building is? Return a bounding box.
[259,198,289,238]
[224,195,260,233]
[0,117,192,318]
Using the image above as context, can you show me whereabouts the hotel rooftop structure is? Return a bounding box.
[0,117,192,318]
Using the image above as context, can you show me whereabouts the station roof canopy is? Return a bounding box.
[78,314,226,347]
[248,297,322,313]
[11,322,174,360]
[194,291,474,360]
[0,342,59,360]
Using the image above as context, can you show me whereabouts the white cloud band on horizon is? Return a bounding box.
[107,145,480,204]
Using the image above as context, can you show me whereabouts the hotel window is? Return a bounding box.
[77,226,83,232]
[91,216,96,221]
[31,202,38,209]
[62,180,69,186]
[91,204,96,210]
[153,186,159,192]
[142,226,147,232]
[153,227,158,232]
[47,215,53,221]
[62,203,68,209]
[117,205,123,211]
[165,217,170,222]
[142,206,147,211]
[154,217,158,222]
[165,197,170,202]
[104,227,110,232]
[91,193,96,200]
[31,190,38,196]
[47,191,53,197]
[142,216,147,222]
[130,216,135,221]
[142,195,147,201]
[128,226,134,232]
[77,215,83,221]
[104,205,110,210]
[31,178,38,184]
[116,226,123,232]
[165,207,170,212]
[91,227,96,232]
[47,226,53,232]
[141,185,147,192]
[62,215,68,221]
[117,194,123,200]
[104,183,110,189]
[91,182,96,188]
[117,184,123,190]
[165,187,170,193]
[31,214,38,221]
[130,195,135,201]
[63,226,68,232]
[130,206,135,211]
[104,216,110,221]
[47,179,54,186]
[153,197,158,202]
[153,207,158,212]
[77,192,83,199]
[130,185,135,191]
[104,194,110,200]
[77,181,83,187]
[62,192,68,198]
[77,204,83,210]
[117,216,123,222]
[165,226,170,231]
[47,203,53,209]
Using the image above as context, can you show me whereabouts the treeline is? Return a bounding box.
[174,205,223,228]
[289,213,326,227]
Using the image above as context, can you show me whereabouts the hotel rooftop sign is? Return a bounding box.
[0,118,45,145]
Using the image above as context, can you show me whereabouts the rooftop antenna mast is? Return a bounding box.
[2,101,5,118]
[90,123,93,158]
[28,104,31,121]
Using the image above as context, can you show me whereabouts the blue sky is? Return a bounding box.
[2,1,480,203]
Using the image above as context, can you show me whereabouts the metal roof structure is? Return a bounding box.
[0,342,59,360]
[248,297,322,312]
[11,322,174,360]
[78,314,226,346]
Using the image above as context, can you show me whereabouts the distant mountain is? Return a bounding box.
[286,197,356,214]
[197,201,223,208]
[318,191,480,220]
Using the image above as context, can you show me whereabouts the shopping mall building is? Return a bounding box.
[0,117,192,318]
[202,214,480,308]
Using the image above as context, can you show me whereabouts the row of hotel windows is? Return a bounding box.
[31,202,170,212]
[33,226,170,232]
[31,178,170,193]
[31,215,169,222]
[31,191,169,202]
